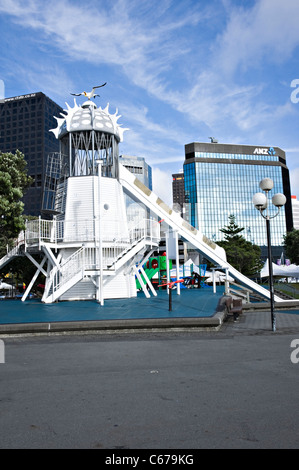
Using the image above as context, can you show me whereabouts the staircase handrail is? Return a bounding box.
[52,246,85,293]
[46,218,160,297]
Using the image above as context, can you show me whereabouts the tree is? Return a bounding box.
[284,229,299,265]
[0,150,33,257]
[219,214,245,242]
[217,214,264,277]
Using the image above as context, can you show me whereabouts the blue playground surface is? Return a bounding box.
[0,287,223,325]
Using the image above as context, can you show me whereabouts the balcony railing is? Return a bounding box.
[24,217,160,248]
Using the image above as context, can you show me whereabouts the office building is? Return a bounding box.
[119,154,152,223]
[119,155,152,189]
[0,92,63,215]
[291,195,299,229]
[184,142,293,259]
[172,171,185,216]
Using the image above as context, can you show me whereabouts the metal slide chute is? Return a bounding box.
[118,163,285,303]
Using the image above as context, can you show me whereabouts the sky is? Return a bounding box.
[0,0,299,205]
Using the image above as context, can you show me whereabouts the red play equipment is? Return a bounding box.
[157,279,184,311]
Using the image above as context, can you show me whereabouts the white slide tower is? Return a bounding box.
[0,91,285,305]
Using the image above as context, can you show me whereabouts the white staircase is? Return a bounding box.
[41,220,159,303]
[0,232,25,270]
[43,246,86,303]
[0,246,20,269]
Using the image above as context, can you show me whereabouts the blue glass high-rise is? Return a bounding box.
[183,142,293,260]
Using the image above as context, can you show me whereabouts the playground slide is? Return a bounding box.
[136,267,159,290]
[119,163,285,302]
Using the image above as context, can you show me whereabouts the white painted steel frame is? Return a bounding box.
[118,163,286,303]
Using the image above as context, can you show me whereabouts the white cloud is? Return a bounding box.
[290,168,299,198]
[119,103,185,145]
[215,0,299,76]
[12,61,75,101]
[152,167,173,206]
[0,0,203,82]
[0,0,213,123]
[1,0,299,176]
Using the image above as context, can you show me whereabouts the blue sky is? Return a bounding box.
[0,0,299,204]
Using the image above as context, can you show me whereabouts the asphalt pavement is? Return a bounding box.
[1,308,299,450]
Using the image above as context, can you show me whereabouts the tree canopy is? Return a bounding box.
[219,214,245,242]
[284,229,299,265]
[217,214,263,277]
[0,150,33,256]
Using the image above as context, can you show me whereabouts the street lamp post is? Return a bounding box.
[252,178,286,332]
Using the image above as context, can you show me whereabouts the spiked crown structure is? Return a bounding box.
[50,99,129,142]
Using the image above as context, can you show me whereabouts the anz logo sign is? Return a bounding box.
[253,147,276,156]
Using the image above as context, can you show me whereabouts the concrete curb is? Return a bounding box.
[244,299,299,311]
[0,314,226,335]
[0,297,227,336]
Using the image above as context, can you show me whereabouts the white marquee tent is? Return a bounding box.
[260,260,299,279]
[169,259,206,278]
[169,260,234,283]
[0,281,14,290]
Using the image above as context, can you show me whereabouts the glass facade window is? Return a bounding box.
[194,151,279,162]
[184,143,293,254]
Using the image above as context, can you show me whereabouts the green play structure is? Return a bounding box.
[136,255,209,291]
[135,254,172,290]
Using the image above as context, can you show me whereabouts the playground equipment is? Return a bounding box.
[183,272,203,288]
[0,86,291,306]
[181,263,208,288]
[136,254,172,290]
[158,279,185,311]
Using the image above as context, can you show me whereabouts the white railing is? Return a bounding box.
[0,245,20,268]
[51,246,86,294]
[25,217,55,247]
[45,218,160,296]
[0,231,26,268]
[101,219,160,268]
[25,217,160,247]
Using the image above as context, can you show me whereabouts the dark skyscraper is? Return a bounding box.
[172,171,185,216]
[0,92,63,215]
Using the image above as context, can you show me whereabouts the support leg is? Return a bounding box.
[22,255,47,302]
[140,265,157,297]
[133,265,150,298]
